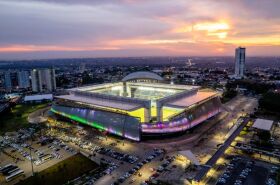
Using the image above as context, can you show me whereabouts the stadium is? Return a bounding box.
[51,71,222,141]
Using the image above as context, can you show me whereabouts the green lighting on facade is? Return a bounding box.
[50,108,106,131]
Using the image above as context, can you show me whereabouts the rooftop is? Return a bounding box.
[71,82,196,101]
[252,118,274,131]
[122,71,163,82]
[24,94,53,101]
[165,91,218,109]
[55,94,143,111]
[55,82,218,113]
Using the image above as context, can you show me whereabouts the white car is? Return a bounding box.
[34,160,42,166]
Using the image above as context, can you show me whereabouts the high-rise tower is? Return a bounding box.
[17,71,30,89]
[31,68,56,92]
[4,71,12,91]
[235,47,246,78]
[31,69,42,92]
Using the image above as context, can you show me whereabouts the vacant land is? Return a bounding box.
[17,153,99,185]
[0,103,48,134]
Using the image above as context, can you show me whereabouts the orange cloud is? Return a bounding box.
[173,21,231,40]
[193,21,230,39]
[225,37,280,46]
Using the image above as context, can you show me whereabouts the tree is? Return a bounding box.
[80,72,103,85]
[257,131,271,142]
[221,88,237,103]
[259,92,280,113]
[56,75,70,87]
[226,79,275,94]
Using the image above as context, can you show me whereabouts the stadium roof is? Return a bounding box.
[24,94,53,101]
[165,91,218,109]
[122,71,163,82]
[252,118,274,131]
[55,94,143,111]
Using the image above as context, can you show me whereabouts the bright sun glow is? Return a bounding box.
[208,31,228,39]
[193,22,230,39]
[193,22,230,32]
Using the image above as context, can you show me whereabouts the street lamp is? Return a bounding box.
[192,79,195,85]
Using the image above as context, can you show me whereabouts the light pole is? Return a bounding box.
[122,116,128,147]
[29,134,34,176]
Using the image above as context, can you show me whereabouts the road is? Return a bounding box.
[193,117,250,182]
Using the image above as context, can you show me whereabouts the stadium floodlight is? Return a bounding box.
[111,86,122,91]
[137,86,176,93]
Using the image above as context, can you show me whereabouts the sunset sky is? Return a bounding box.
[0,0,279,59]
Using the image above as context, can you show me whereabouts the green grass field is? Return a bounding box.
[0,103,48,134]
[17,153,99,185]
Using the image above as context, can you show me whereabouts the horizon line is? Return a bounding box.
[0,55,280,62]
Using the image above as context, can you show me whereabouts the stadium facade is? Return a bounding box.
[51,71,222,141]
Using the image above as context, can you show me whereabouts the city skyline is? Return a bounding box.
[0,0,280,60]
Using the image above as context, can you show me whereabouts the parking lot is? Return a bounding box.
[0,128,76,184]
[43,121,171,185]
[110,148,165,185]
[216,156,279,185]
[0,95,268,185]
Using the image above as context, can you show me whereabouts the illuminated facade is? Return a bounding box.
[51,72,222,141]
